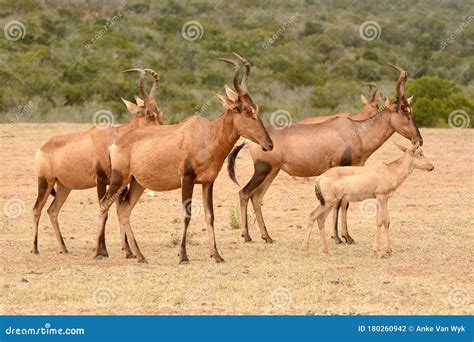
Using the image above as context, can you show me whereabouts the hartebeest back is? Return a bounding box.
[298,83,379,124]
[94,53,273,264]
[227,64,422,245]
[32,69,162,256]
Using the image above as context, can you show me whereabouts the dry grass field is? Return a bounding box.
[0,124,472,315]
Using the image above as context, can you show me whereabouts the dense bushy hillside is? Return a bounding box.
[0,0,472,127]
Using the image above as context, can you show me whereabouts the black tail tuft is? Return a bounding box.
[314,183,325,206]
[227,143,245,185]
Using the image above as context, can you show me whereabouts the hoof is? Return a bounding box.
[385,249,393,256]
[211,254,225,263]
[374,250,383,258]
[94,255,104,260]
[241,234,252,242]
[322,249,329,255]
[342,235,355,244]
[58,249,69,254]
[262,236,274,243]
[179,254,189,264]
[125,253,137,259]
[331,235,343,244]
[137,258,148,264]
[30,249,39,255]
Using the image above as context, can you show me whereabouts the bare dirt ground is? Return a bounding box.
[0,124,472,315]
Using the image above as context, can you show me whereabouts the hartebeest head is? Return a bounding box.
[381,64,423,146]
[122,68,163,125]
[215,53,273,151]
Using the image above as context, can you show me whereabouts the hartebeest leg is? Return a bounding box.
[303,202,334,254]
[340,201,354,244]
[238,160,273,242]
[331,201,343,244]
[250,169,279,243]
[116,179,146,262]
[46,180,71,254]
[179,174,195,264]
[96,180,109,258]
[202,183,224,263]
[378,197,392,256]
[374,198,383,258]
[32,177,55,254]
[116,198,134,259]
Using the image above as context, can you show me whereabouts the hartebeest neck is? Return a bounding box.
[113,116,141,140]
[387,154,414,189]
[356,110,394,161]
[207,111,240,161]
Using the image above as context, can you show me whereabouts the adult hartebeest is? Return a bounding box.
[228,64,422,244]
[95,54,273,264]
[298,83,379,124]
[32,69,162,256]
[304,143,434,256]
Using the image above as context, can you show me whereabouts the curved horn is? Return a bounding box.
[389,63,409,106]
[219,58,242,94]
[144,68,160,99]
[233,52,250,93]
[362,83,377,101]
[124,68,147,99]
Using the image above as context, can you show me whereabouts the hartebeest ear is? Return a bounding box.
[360,94,368,105]
[122,98,142,114]
[134,96,145,107]
[407,95,414,104]
[224,85,239,102]
[214,92,235,109]
[393,141,409,153]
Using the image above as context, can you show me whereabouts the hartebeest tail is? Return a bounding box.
[314,181,325,206]
[227,142,245,185]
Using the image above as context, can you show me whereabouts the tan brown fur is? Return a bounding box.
[32,69,162,256]
[95,54,273,264]
[303,144,434,257]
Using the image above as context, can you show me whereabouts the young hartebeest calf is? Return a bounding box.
[303,143,434,257]
[32,69,162,256]
[298,83,380,124]
[228,64,422,245]
[95,54,274,264]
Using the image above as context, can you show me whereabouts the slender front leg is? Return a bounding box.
[202,183,224,263]
[380,198,392,256]
[340,201,354,244]
[374,198,383,258]
[96,180,109,258]
[179,174,195,264]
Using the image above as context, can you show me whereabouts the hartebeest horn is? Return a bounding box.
[219,58,242,95]
[144,68,160,99]
[233,52,250,93]
[389,64,409,107]
[362,83,377,101]
[124,68,148,100]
